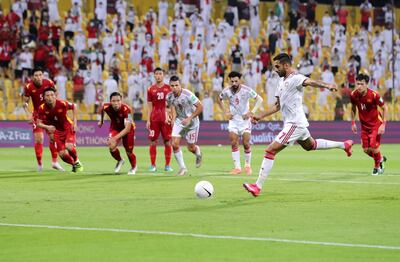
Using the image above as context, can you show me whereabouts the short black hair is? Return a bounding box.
[154,67,164,73]
[32,67,43,74]
[228,71,242,79]
[110,91,122,100]
[273,53,292,65]
[356,74,370,83]
[169,75,180,82]
[43,87,56,95]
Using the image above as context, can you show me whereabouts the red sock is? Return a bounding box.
[49,141,58,162]
[165,144,172,166]
[150,144,157,166]
[127,152,136,169]
[34,143,43,166]
[60,153,74,165]
[110,148,122,161]
[373,151,382,168]
[69,147,78,162]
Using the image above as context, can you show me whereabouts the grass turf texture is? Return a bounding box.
[0,145,399,261]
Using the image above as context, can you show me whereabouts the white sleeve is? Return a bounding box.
[293,74,308,91]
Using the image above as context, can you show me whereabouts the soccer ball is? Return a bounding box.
[194,181,214,199]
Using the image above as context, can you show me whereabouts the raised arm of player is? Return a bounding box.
[98,105,105,128]
[378,103,388,135]
[146,101,153,130]
[350,102,358,134]
[22,95,33,123]
[252,97,280,123]
[181,101,203,126]
[303,78,338,92]
[217,95,233,120]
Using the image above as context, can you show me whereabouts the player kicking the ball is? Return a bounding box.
[218,71,263,175]
[98,92,137,175]
[243,53,353,197]
[37,88,83,172]
[350,74,388,175]
[166,76,203,176]
[23,67,63,172]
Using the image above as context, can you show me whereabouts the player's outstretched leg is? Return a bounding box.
[300,138,353,157]
[110,148,124,173]
[49,141,64,171]
[243,142,285,197]
[149,141,157,172]
[164,141,173,172]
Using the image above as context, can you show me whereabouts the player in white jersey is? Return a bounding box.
[218,71,263,175]
[166,76,203,176]
[243,53,354,197]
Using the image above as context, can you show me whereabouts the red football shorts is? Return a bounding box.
[361,128,381,149]
[148,121,172,141]
[54,130,76,152]
[109,129,135,152]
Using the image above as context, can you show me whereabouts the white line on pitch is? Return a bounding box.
[0,223,399,250]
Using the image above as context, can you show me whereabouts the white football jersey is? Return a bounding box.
[219,85,258,123]
[275,73,309,127]
[166,89,200,127]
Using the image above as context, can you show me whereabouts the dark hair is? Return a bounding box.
[43,87,56,95]
[110,91,122,100]
[32,67,43,74]
[154,67,164,73]
[273,53,292,65]
[169,75,180,82]
[228,71,242,79]
[356,74,370,83]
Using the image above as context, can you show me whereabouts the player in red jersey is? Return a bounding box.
[22,67,63,172]
[146,67,173,172]
[351,74,388,175]
[36,88,83,172]
[98,92,137,175]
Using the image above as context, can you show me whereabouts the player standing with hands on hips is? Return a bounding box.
[243,53,353,197]
[218,71,263,175]
[350,74,388,175]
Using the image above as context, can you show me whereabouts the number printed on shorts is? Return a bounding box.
[278,132,286,140]
[157,92,164,100]
[189,132,197,141]
[149,129,155,137]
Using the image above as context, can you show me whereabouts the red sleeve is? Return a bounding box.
[374,92,384,107]
[67,101,75,110]
[147,87,152,102]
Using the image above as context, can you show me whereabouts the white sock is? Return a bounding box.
[174,150,186,169]
[244,150,251,166]
[232,150,241,169]
[194,145,201,157]
[315,139,344,150]
[256,158,274,189]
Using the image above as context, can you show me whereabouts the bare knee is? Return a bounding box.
[150,140,157,146]
[58,150,67,157]
[164,140,171,146]
[65,143,74,151]
[187,143,196,152]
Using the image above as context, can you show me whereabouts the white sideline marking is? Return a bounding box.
[0,223,399,250]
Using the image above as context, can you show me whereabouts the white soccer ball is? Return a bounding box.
[194,181,214,199]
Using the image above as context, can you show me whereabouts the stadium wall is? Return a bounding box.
[1,121,400,147]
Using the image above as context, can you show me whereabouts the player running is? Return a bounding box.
[218,71,263,175]
[350,74,388,175]
[37,88,83,172]
[243,53,353,197]
[98,92,137,175]
[23,67,63,172]
[166,76,203,176]
[146,67,173,172]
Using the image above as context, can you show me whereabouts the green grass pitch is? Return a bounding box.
[0,144,399,261]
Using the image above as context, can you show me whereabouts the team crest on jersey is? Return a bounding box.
[32,89,36,93]
[58,109,62,112]
[367,99,371,102]
[284,82,289,87]
[45,111,49,114]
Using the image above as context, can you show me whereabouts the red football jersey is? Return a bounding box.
[24,79,55,112]
[350,88,384,129]
[37,100,74,132]
[147,84,171,122]
[103,103,134,132]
